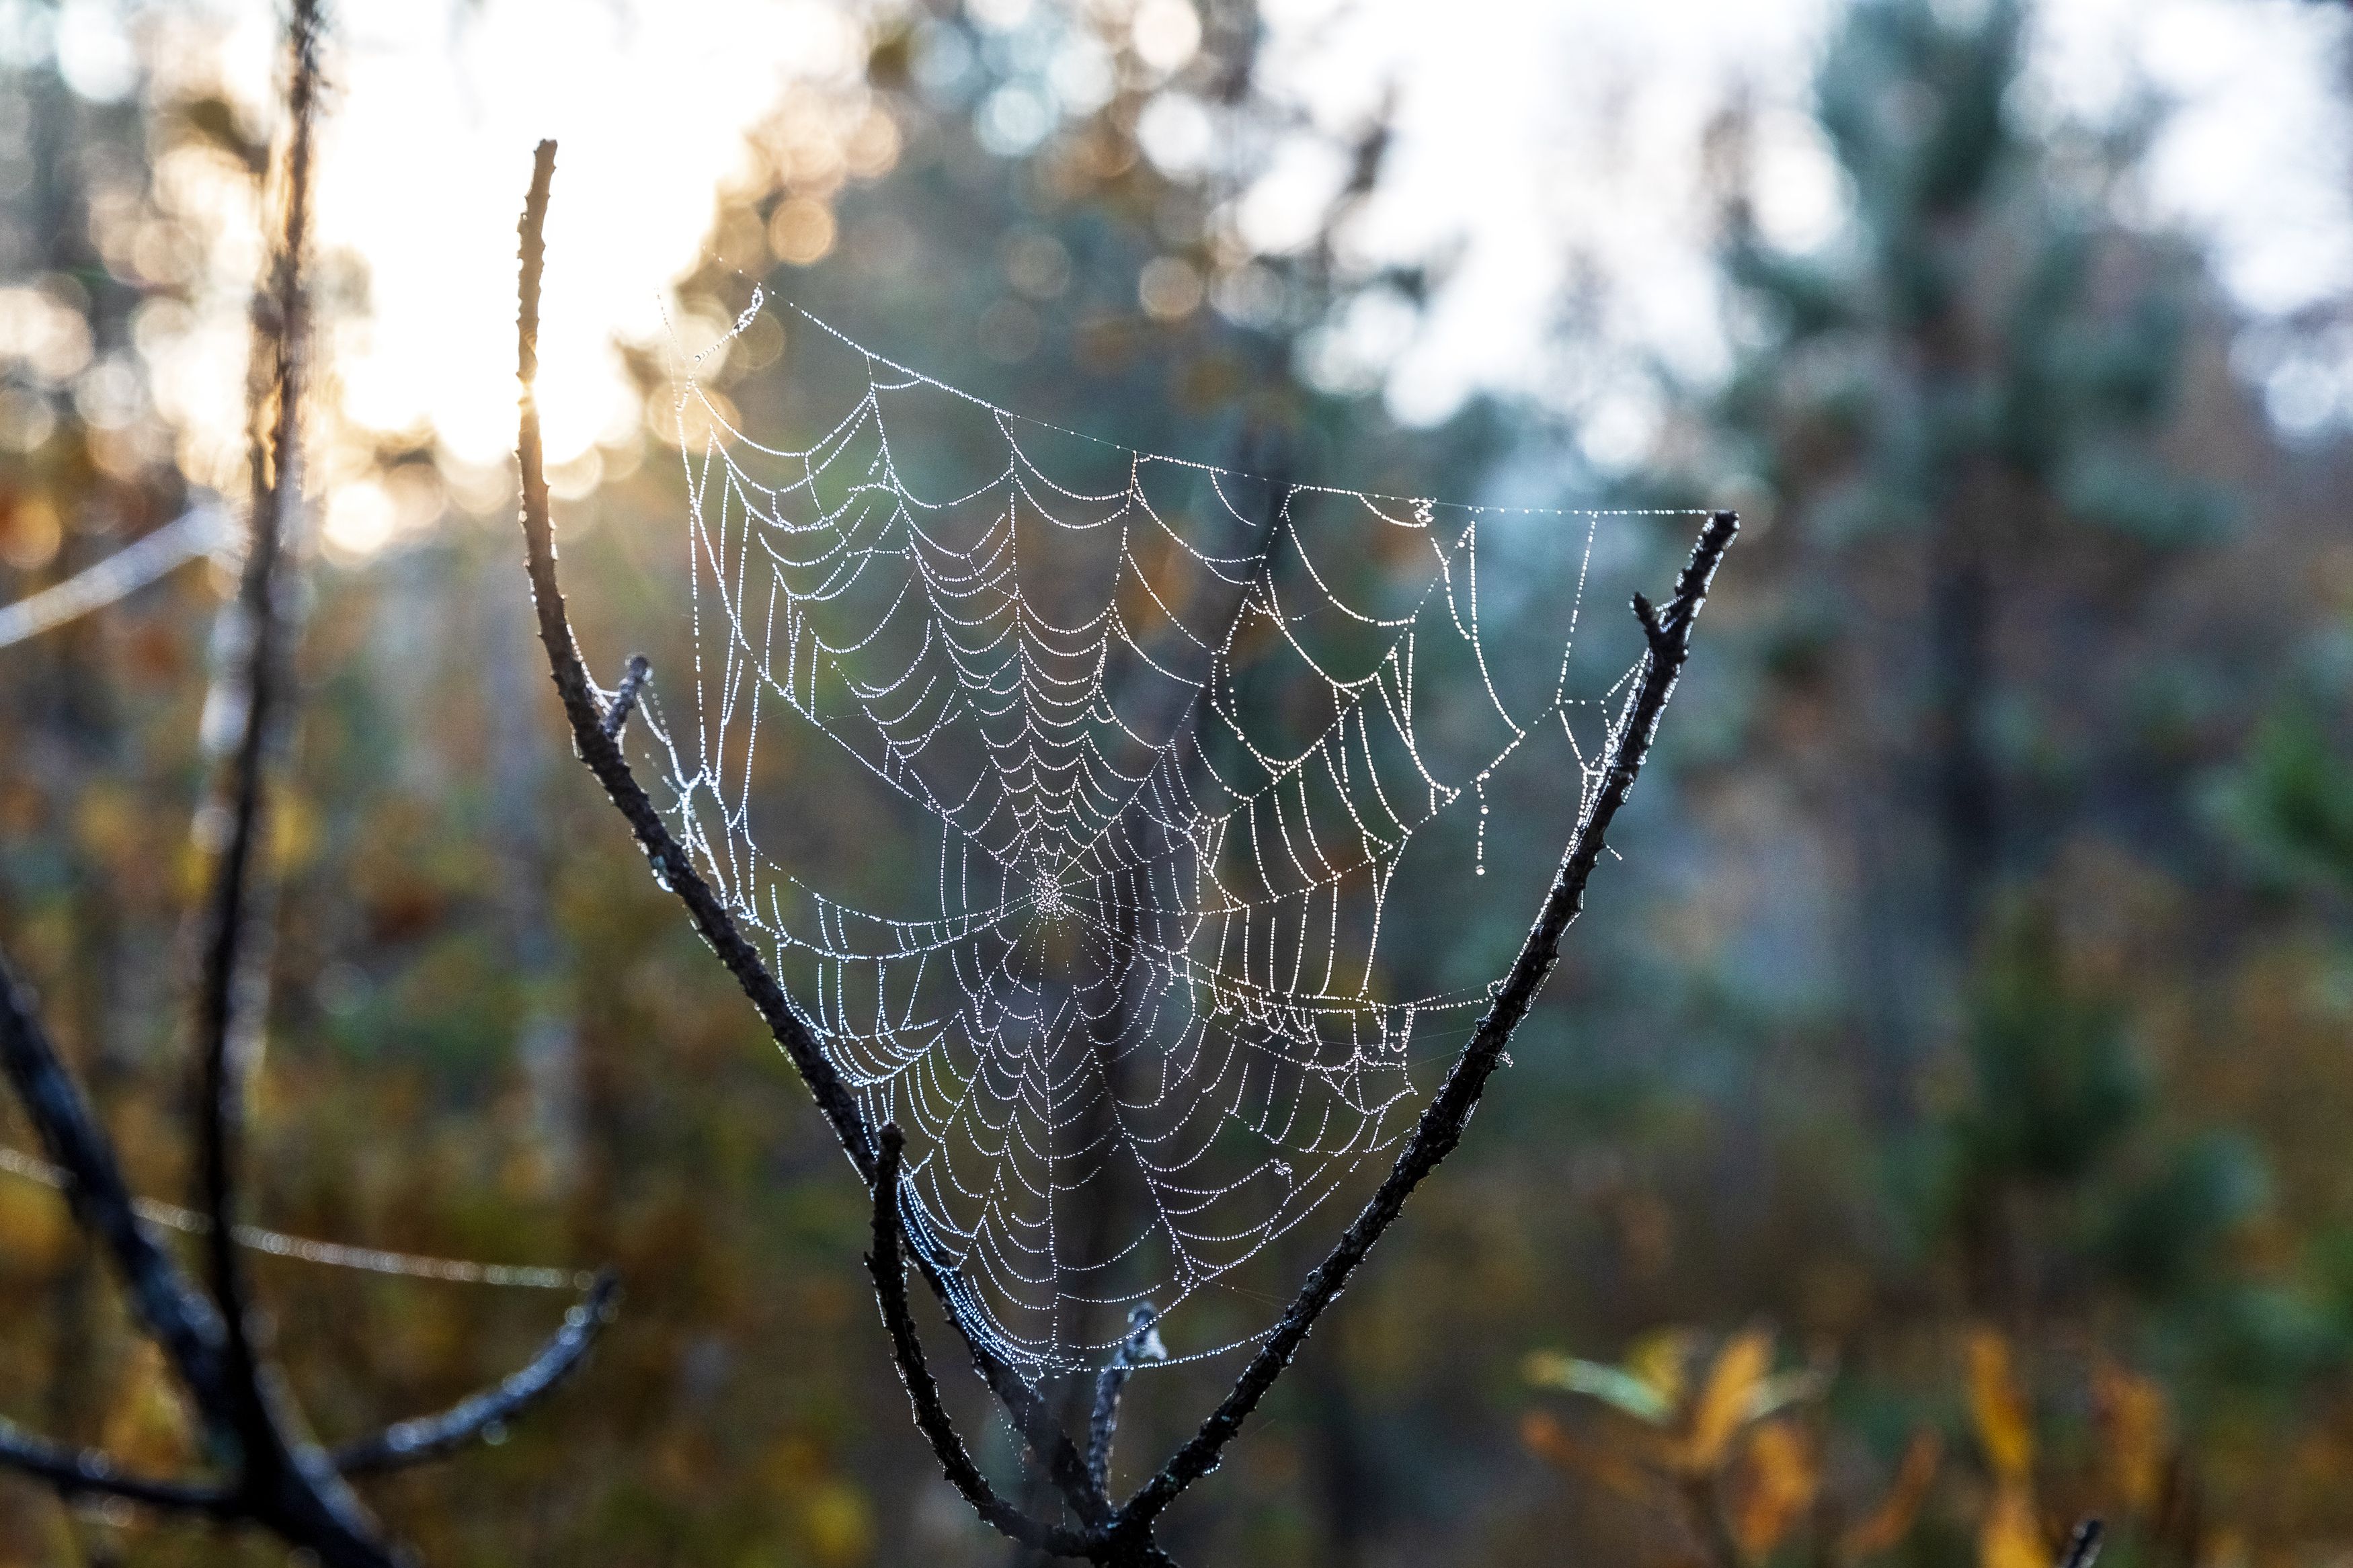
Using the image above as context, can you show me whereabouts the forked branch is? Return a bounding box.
[0,7,611,1559]
[866,1126,1090,1556]
[1,952,614,1547]
[510,134,1735,1568]
[331,1272,621,1475]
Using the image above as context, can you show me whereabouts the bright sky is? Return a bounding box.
[56,0,2353,540]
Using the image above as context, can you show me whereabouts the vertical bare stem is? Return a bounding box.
[510,138,1103,1524]
[182,3,389,1552]
[1113,512,1739,1542]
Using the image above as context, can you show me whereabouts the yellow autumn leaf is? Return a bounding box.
[1735,1418,1821,1560]
[1968,1329,2034,1482]
[1627,1327,1697,1411]
[1521,1409,1663,1505]
[1979,1483,2046,1568]
[2094,1359,2170,1516]
[1840,1429,1942,1560]
[1685,1327,1773,1473]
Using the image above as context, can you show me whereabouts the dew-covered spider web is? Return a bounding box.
[607,292,1706,1376]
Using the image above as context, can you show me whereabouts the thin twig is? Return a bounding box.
[0,12,612,1562]
[1087,1305,1165,1499]
[600,653,652,739]
[0,1417,231,1514]
[0,953,233,1420]
[865,1126,1090,1557]
[1111,511,1739,1543]
[192,0,313,1451]
[2058,1519,2104,1568]
[177,7,396,1555]
[331,1272,619,1475]
[510,138,1103,1526]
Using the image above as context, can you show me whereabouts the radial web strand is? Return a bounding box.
[611,294,1704,1374]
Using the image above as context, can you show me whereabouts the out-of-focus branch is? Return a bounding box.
[192,0,316,1366]
[331,1272,619,1475]
[1111,512,1739,1546]
[864,1126,1090,1557]
[0,953,233,1423]
[174,6,395,1554]
[0,10,612,1563]
[510,138,1101,1526]
[0,1417,231,1514]
[2059,1520,2105,1568]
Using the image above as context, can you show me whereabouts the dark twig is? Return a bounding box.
[0,952,235,1420]
[1111,511,1739,1544]
[2058,1519,2105,1568]
[330,1272,619,1475]
[865,1126,1090,1557]
[513,145,871,1185]
[600,653,652,739]
[510,138,1103,1526]
[174,7,398,1555]
[0,1417,231,1514]
[1086,1305,1165,1499]
[0,10,612,1559]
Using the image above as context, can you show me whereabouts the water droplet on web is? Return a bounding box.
[734,285,765,335]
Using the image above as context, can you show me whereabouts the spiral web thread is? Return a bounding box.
[619,292,1707,1374]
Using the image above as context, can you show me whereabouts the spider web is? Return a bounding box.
[614,294,1702,1375]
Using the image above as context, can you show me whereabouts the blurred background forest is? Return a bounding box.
[3,0,2353,1563]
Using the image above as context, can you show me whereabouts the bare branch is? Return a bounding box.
[1113,511,1740,1540]
[601,654,652,739]
[513,139,871,1180]
[510,138,1101,1524]
[0,1417,231,1515]
[0,952,233,1419]
[190,0,315,1448]
[329,1272,618,1475]
[1,13,608,1565]
[2059,1520,2105,1568]
[865,1126,1090,1557]
[1086,1305,1164,1499]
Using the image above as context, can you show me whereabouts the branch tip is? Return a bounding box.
[1116,505,1736,1537]
[331,1269,619,1477]
[601,655,652,739]
[2059,1520,2104,1568]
